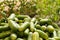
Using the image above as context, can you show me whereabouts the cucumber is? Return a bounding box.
[17,20,24,23]
[52,23,59,29]
[0,24,10,32]
[36,29,48,39]
[24,18,31,22]
[27,32,32,40]
[24,28,29,36]
[0,31,11,39]
[35,24,41,29]
[39,19,52,25]
[53,30,57,37]
[19,22,30,32]
[8,20,20,32]
[0,23,7,26]
[31,18,36,23]
[14,18,19,22]
[46,25,54,33]
[10,33,17,40]
[41,25,46,31]
[32,32,39,40]
[16,15,29,20]
[30,22,35,32]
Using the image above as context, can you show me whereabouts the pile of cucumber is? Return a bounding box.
[0,14,60,40]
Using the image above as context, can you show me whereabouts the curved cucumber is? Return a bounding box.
[36,30,48,39]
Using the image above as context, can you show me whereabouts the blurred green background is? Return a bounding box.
[0,0,60,23]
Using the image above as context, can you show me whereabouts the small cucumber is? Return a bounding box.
[10,33,17,40]
[46,25,54,33]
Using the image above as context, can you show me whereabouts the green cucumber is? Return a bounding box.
[16,15,29,20]
[46,25,54,33]
[31,18,36,23]
[10,33,17,40]
[27,32,32,40]
[32,32,39,40]
[36,29,48,39]
[30,22,35,32]
[39,19,52,25]
[8,20,20,32]
[24,18,31,22]
[41,25,46,31]
[0,31,11,39]
[0,24,10,32]
[24,28,29,36]
[52,23,59,29]
[35,24,41,29]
